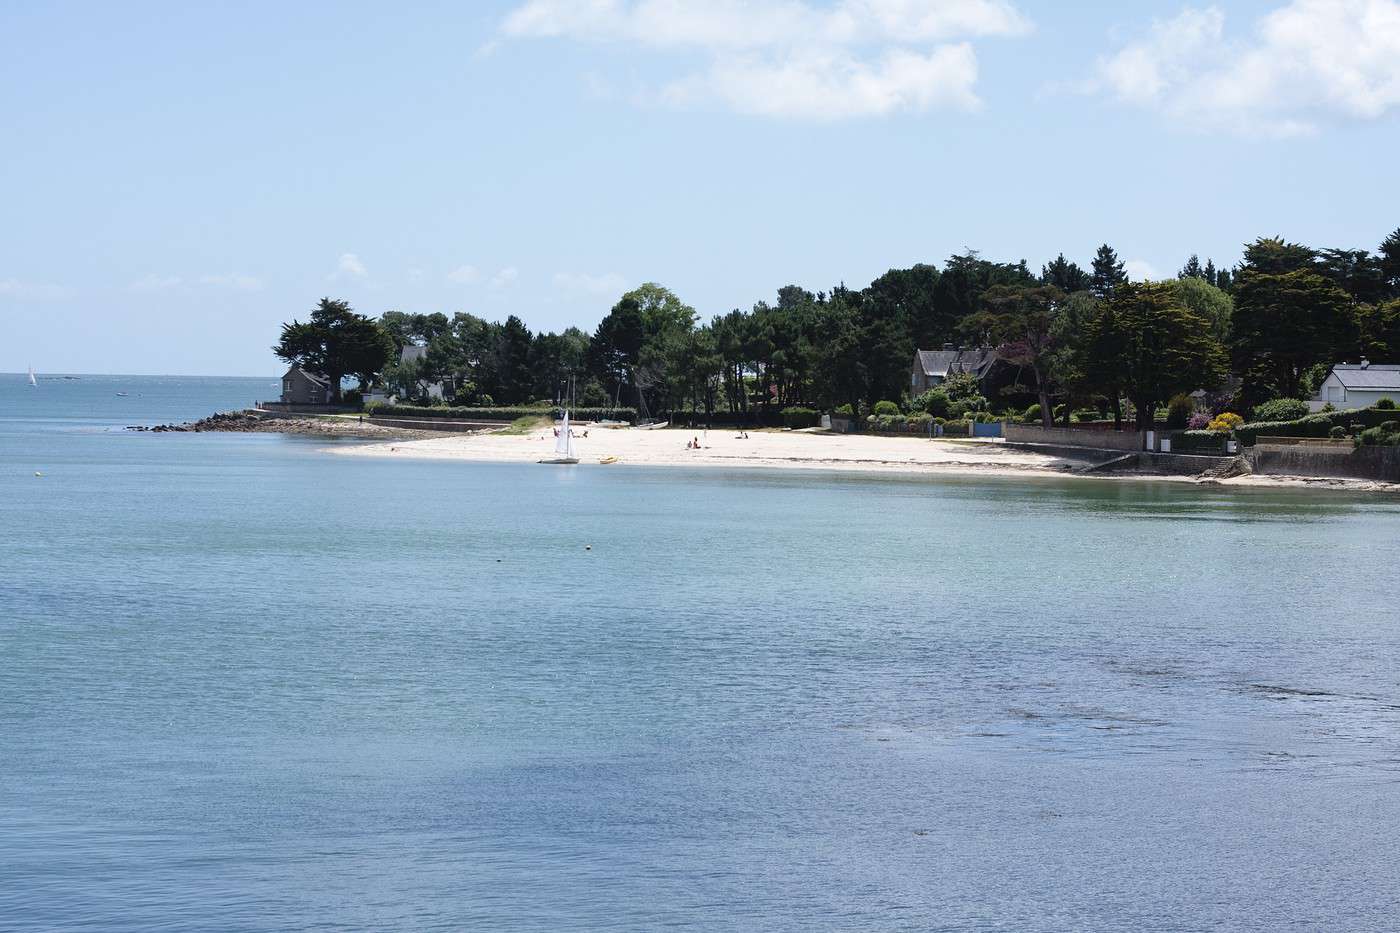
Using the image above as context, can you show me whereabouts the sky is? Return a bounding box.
[2,0,1398,376]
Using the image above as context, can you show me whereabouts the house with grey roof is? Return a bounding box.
[399,344,446,401]
[1310,361,1400,411]
[279,365,329,405]
[911,346,1034,403]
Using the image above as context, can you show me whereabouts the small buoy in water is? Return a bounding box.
[34,471,43,477]
[495,558,502,562]
[585,545,592,551]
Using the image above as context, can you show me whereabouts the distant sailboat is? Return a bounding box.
[27,366,37,387]
[539,410,579,465]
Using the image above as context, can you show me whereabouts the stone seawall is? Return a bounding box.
[1248,444,1400,483]
[1004,424,1145,452]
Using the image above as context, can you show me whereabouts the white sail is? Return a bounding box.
[27,366,37,387]
[565,422,577,460]
[555,411,571,456]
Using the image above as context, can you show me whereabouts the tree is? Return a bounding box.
[1179,255,1204,280]
[589,283,695,415]
[1381,228,1400,298]
[1091,282,1227,430]
[1171,276,1234,344]
[1090,244,1127,300]
[865,264,944,349]
[1231,267,1356,403]
[1357,299,1400,360]
[273,298,393,402]
[966,284,1066,427]
[1318,248,1386,303]
[1041,254,1090,293]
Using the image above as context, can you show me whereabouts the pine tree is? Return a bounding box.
[1380,227,1400,298]
[1179,254,1203,280]
[1090,244,1127,300]
[1203,259,1218,288]
[1041,253,1090,293]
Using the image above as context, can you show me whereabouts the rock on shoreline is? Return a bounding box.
[128,411,449,439]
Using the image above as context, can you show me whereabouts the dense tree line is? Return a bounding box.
[274,228,1400,425]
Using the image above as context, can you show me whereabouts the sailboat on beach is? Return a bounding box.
[27,366,38,387]
[539,377,580,465]
[539,410,579,465]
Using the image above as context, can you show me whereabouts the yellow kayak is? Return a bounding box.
[598,456,619,465]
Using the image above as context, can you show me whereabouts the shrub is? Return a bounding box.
[1167,393,1195,429]
[1073,408,1103,423]
[907,412,933,427]
[1174,430,1227,453]
[781,407,820,429]
[942,419,971,436]
[366,403,637,423]
[1187,412,1211,430]
[1375,397,1397,410]
[873,400,901,417]
[1329,425,1346,439]
[1251,397,1310,422]
[1022,403,1042,424]
[914,388,950,418]
[1207,412,1244,434]
[1234,407,1400,445]
[834,403,854,417]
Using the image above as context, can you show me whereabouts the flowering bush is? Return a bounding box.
[1207,412,1244,434]
[1187,412,1211,430]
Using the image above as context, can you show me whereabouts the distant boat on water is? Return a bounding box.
[27,366,37,387]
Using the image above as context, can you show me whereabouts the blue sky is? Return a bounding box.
[3,0,1398,375]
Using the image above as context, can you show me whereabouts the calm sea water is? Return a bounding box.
[4,374,1400,931]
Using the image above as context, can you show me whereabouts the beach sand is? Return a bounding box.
[330,426,1091,477]
[325,424,1400,493]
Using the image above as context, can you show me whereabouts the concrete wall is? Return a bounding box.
[1247,443,1400,483]
[1004,424,1145,451]
[368,417,502,433]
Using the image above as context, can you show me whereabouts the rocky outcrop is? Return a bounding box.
[128,411,447,439]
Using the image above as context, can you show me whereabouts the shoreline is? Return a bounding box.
[321,426,1400,494]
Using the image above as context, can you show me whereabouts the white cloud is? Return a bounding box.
[130,274,183,292]
[1092,0,1400,136]
[0,278,73,301]
[331,252,368,280]
[447,264,482,285]
[554,271,629,296]
[666,45,979,118]
[1123,259,1160,282]
[500,0,1028,118]
[198,273,263,291]
[490,266,520,289]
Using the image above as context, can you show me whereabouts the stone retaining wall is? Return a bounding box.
[1004,424,1146,452]
[1247,444,1400,483]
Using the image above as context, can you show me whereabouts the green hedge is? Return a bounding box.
[367,403,637,423]
[1236,407,1398,446]
[780,407,821,429]
[1171,430,1228,453]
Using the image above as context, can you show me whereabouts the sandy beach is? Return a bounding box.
[331,425,1095,477]
[325,423,1400,493]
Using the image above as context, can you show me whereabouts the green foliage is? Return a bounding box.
[366,404,637,424]
[914,387,950,418]
[1173,430,1228,453]
[273,298,395,402]
[1251,398,1310,422]
[1166,393,1195,429]
[873,400,901,416]
[1235,407,1400,445]
[781,407,820,429]
[1375,397,1397,410]
[833,403,854,416]
[1329,425,1347,439]
[1357,423,1400,447]
[1022,403,1042,424]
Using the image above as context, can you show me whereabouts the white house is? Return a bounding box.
[1310,362,1400,411]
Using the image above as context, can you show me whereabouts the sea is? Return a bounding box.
[4,373,1400,931]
